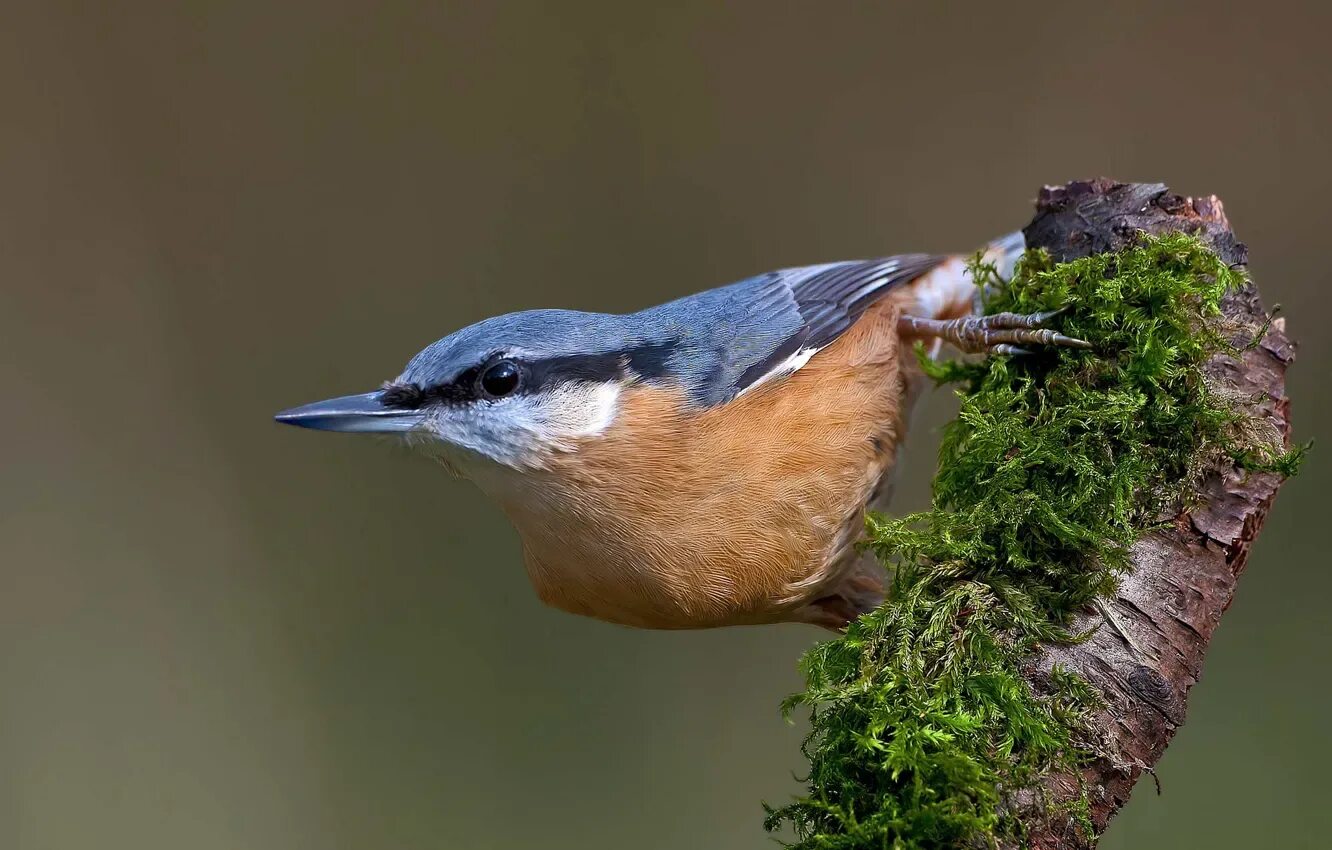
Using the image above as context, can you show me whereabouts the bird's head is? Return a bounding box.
[275,309,670,473]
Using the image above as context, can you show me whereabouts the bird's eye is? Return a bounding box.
[478,360,521,398]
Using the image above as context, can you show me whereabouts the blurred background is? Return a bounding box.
[1,2,1327,848]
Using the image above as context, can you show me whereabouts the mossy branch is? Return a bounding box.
[765,180,1299,849]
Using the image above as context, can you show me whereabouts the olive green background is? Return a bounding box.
[2,2,1327,848]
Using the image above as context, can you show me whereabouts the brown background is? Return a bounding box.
[1,2,1327,848]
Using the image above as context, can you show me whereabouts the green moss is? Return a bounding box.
[764,233,1298,849]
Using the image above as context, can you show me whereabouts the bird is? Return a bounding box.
[275,232,1088,630]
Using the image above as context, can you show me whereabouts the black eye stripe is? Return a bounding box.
[525,341,675,386]
[378,381,425,409]
[382,342,678,410]
[525,352,621,386]
[381,368,481,409]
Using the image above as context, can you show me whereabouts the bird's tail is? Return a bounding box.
[982,230,1026,284]
[893,231,1026,321]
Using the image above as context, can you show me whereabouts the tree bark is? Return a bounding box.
[1002,179,1296,848]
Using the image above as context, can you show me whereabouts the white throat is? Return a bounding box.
[417,379,624,472]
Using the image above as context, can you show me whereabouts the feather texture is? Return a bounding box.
[471,298,916,628]
[396,253,945,414]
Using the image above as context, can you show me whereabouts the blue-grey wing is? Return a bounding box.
[637,253,944,407]
[673,253,943,406]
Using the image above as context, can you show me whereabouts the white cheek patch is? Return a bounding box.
[421,381,623,471]
[541,380,621,441]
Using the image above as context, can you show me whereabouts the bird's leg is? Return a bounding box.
[896,307,1091,356]
[791,558,888,631]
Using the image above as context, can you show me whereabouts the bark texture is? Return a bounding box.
[1004,179,1295,847]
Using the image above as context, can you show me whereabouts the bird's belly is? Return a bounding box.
[492,296,913,629]
[515,504,861,629]
[500,479,873,634]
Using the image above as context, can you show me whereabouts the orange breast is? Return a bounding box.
[496,299,913,628]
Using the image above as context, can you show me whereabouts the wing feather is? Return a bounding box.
[727,253,944,398]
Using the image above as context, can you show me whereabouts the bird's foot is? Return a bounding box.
[792,571,886,632]
[897,306,1091,356]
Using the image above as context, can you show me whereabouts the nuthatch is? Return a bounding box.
[276,233,1087,629]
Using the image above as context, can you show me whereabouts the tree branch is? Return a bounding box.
[1006,179,1296,847]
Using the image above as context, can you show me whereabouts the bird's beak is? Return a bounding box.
[274,391,424,433]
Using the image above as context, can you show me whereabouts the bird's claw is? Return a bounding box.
[898,305,1090,355]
